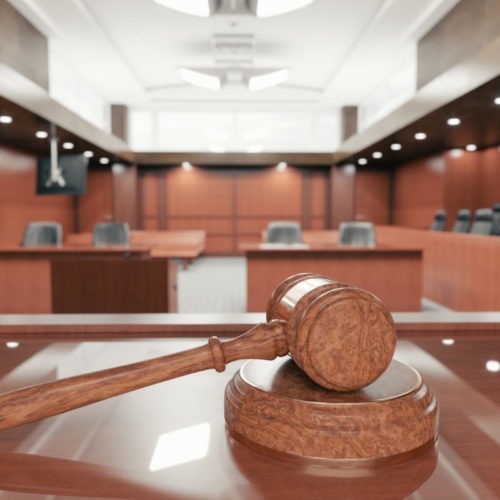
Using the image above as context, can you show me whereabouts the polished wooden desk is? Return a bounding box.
[0,327,497,498]
[243,243,423,312]
[66,229,206,269]
[0,246,177,314]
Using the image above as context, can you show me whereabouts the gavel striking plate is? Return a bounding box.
[0,272,438,463]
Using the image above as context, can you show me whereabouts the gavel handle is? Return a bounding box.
[0,321,287,431]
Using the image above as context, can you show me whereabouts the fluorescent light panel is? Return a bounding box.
[153,0,212,17]
[248,69,289,91]
[179,68,221,91]
[252,0,315,17]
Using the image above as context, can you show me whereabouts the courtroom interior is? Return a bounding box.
[0,0,499,498]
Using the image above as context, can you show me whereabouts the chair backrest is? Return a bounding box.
[266,221,302,244]
[491,203,500,235]
[451,209,471,233]
[92,222,130,246]
[430,210,446,231]
[338,221,376,247]
[21,221,62,246]
[470,208,494,235]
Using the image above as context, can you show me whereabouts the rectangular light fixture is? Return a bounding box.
[179,67,221,90]
[247,0,315,17]
[248,69,289,91]
[153,0,218,17]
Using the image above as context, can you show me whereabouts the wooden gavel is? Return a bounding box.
[0,273,396,430]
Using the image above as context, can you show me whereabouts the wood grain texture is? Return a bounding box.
[392,155,445,229]
[51,258,173,314]
[0,258,51,313]
[78,169,113,232]
[0,321,287,430]
[246,247,422,312]
[355,170,390,224]
[225,358,438,461]
[331,166,355,228]
[377,225,500,310]
[0,146,74,245]
[266,273,396,391]
[0,247,176,314]
[112,164,138,229]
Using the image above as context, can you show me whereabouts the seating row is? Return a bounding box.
[265,220,376,247]
[21,221,130,247]
[431,205,500,235]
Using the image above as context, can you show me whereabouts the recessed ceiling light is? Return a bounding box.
[181,161,193,171]
[415,132,427,140]
[35,130,48,139]
[357,158,368,165]
[62,142,74,150]
[83,150,94,158]
[342,164,356,175]
[441,338,455,346]
[447,117,461,126]
[485,360,500,372]
[372,151,383,159]
[0,115,13,124]
[494,97,500,105]
[465,144,477,151]
[99,157,110,165]
[449,148,463,158]
[5,341,19,349]
[390,143,402,151]
[276,161,287,172]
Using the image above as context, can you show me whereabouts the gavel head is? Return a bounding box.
[266,273,396,391]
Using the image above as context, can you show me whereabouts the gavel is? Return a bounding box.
[0,273,396,430]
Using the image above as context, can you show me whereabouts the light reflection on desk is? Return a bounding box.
[0,336,498,499]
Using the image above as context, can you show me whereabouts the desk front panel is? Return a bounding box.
[246,248,422,312]
[0,248,177,314]
[0,334,497,499]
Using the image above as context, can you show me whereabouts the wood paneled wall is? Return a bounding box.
[77,169,113,232]
[138,166,330,254]
[0,145,73,245]
[355,170,390,225]
[392,155,445,228]
[392,146,500,229]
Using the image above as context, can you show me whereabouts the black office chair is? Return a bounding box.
[451,209,471,233]
[338,221,376,247]
[470,208,494,235]
[490,203,500,235]
[92,222,130,246]
[430,210,446,231]
[265,221,303,244]
[21,221,62,246]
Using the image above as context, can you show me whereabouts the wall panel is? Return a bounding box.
[78,169,113,232]
[139,165,330,255]
[165,167,233,216]
[113,164,138,228]
[478,147,500,206]
[392,155,445,228]
[235,168,303,217]
[331,166,355,228]
[0,145,73,245]
[355,170,390,224]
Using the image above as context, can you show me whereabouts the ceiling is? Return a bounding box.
[8,0,460,109]
[4,0,499,165]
